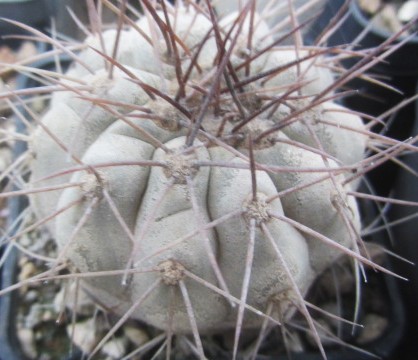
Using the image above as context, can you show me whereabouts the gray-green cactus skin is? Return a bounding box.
[29,3,368,337]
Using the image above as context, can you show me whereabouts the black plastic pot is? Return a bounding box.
[306,2,418,358]
[214,260,405,360]
[0,0,56,49]
[0,60,32,360]
[388,85,418,359]
[306,0,418,197]
[0,211,28,360]
[307,0,418,76]
[0,53,76,360]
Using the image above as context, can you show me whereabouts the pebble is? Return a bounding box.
[66,319,99,354]
[24,290,39,303]
[378,4,404,33]
[124,325,149,347]
[15,41,37,63]
[17,326,37,359]
[41,309,54,322]
[398,0,418,22]
[358,0,381,15]
[19,260,37,282]
[25,304,53,328]
[358,0,415,34]
[54,282,95,316]
[102,337,128,359]
[18,233,32,248]
[0,45,16,66]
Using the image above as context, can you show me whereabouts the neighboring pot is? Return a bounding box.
[388,87,418,359]
[0,54,76,360]
[0,0,55,49]
[0,219,27,360]
[0,62,32,360]
[306,0,418,196]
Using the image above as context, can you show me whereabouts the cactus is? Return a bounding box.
[1,1,417,359]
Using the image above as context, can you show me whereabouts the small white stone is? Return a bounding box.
[358,0,381,15]
[24,290,38,303]
[25,304,46,328]
[67,319,98,354]
[101,337,128,359]
[398,0,418,22]
[15,41,38,62]
[18,261,37,282]
[54,282,95,316]
[123,325,149,347]
[18,327,37,359]
[378,5,404,33]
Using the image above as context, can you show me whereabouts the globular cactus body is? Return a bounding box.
[27,0,371,352]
